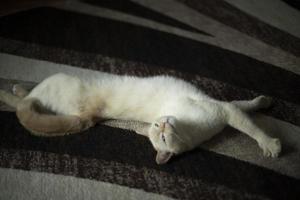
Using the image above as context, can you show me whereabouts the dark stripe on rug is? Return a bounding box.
[0,111,299,200]
[0,8,298,104]
[177,0,300,57]
[1,38,299,125]
[81,0,211,36]
[0,149,268,200]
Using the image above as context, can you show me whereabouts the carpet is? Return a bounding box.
[0,0,299,199]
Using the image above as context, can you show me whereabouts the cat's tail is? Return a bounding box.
[16,98,86,136]
[0,89,21,109]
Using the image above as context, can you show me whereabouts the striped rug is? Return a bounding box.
[0,0,299,199]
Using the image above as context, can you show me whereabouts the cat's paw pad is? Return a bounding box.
[259,138,281,158]
[255,95,272,109]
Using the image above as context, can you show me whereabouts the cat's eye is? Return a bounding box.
[162,134,166,143]
[155,123,159,127]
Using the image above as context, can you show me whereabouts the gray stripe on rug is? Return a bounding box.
[0,167,174,200]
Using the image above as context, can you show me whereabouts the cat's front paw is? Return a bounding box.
[258,138,281,158]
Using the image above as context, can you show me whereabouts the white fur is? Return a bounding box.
[26,73,281,163]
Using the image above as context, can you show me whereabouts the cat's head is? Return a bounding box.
[147,116,190,164]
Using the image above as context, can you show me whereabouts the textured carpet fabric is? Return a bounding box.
[0,0,300,199]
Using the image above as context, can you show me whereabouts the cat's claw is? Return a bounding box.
[259,138,281,158]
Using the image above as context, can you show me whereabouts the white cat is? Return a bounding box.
[0,72,281,164]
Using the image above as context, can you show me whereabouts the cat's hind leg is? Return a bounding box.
[231,95,272,112]
[224,103,281,157]
[16,98,94,136]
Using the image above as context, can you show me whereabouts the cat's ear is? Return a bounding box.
[156,151,173,164]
